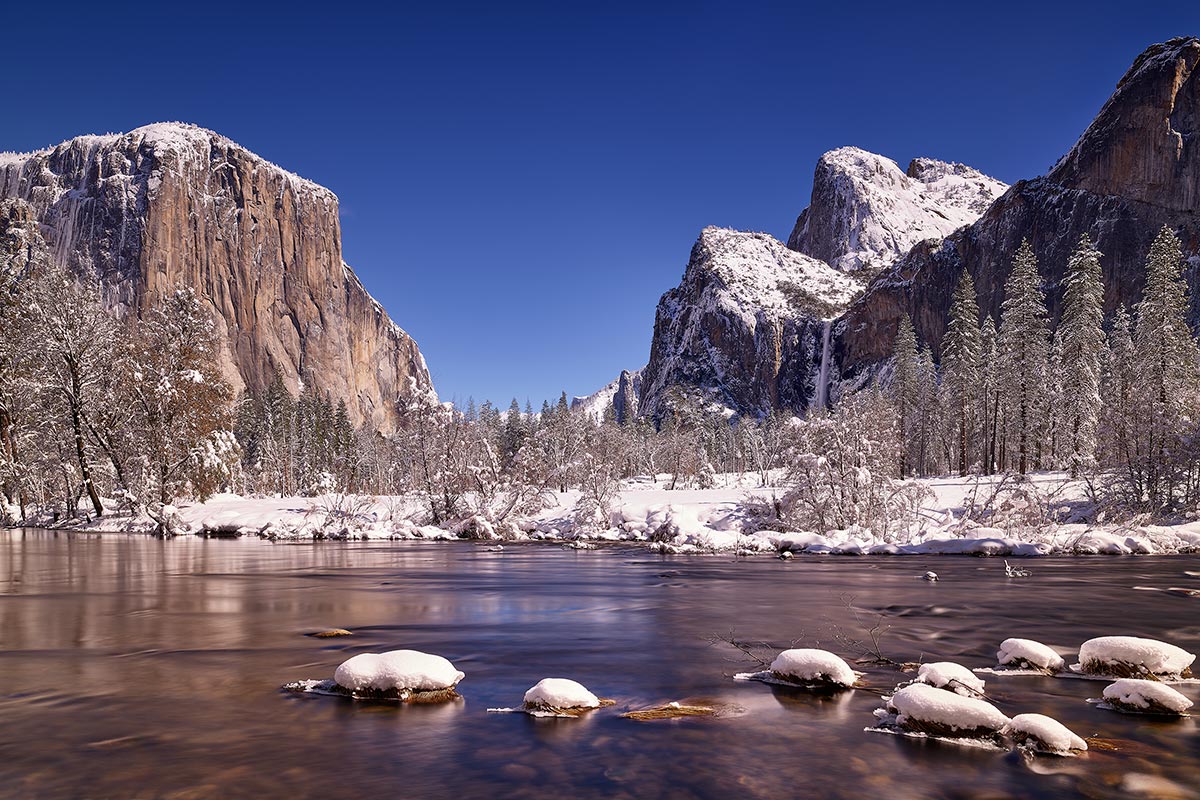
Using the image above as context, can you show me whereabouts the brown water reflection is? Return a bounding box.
[1,530,1198,799]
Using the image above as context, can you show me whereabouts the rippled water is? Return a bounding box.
[1,530,1198,799]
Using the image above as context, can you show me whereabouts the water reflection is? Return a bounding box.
[0,530,1197,799]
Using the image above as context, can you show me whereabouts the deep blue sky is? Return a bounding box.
[6,2,1199,408]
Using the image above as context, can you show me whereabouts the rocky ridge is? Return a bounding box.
[636,227,862,419]
[787,147,1008,276]
[837,36,1200,378]
[0,123,433,431]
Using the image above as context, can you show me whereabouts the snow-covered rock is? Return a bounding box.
[996,638,1066,673]
[768,649,858,688]
[639,227,863,419]
[523,678,601,710]
[1004,713,1088,755]
[1075,636,1195,680]
[333,650,465,696]
[1100,679,1194,715]
[788,147,1008,276]
[880,683,1010,739]
[914,662,985,696]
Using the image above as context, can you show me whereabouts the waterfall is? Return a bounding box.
[814,320,832,410]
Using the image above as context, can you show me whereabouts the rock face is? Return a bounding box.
[0,123,434,431]
[837,37,1200,378]
[638,227,862,419]
[788,147,1007,275]
[613,369,640,423]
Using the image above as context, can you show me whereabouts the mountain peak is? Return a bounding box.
[788,146,1007,275]
[1049,36,1199,209]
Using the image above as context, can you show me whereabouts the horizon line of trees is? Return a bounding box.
[5,216,1199,534]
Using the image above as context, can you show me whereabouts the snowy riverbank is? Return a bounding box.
[20,471,1200,557]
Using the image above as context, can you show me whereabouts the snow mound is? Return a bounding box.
[1005,713,1088,755]
[1100,679,1194,715]
[996,638,1065,672]
[884,683,1010,737]
[914,662,986,696]
[1075,636,1195,680]
[333,650,464,695]
[767,649,859,687]
[523,678,600,710]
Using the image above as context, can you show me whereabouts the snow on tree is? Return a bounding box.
[125,288,239,516]
[1059,235,1106,474]
[25,268,118,517]
[778,388,929,538]
[997,240,1050,474]
[1099,304,1136,469]
[940,269,983,476]
[979,315,1001,475]
[891,313,920,476]
[1128,226,1200,510]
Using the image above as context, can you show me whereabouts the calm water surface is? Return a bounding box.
[1,530,1198,799]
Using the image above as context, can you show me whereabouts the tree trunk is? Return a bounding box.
[70,393,104,517]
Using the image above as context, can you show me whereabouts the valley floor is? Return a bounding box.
[31,471,1200,557]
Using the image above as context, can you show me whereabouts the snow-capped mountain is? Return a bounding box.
[837,36,1200,380]
[637,227,862,420]
[787,147,1008,276]
[0,122,434,431]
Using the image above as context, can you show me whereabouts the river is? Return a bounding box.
[1,530,1197,799]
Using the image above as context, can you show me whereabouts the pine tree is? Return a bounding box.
[1059,235,1106,474]
[1131,226,1198,508]
[998,240,1050,474]
[891,314,920,475]
[941,269,983,475]
[1040,331,1065,469]
[979,315,1000,474]
[1099,304,1135,466]
[914,346,939,475]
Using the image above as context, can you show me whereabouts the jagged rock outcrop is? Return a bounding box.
[0,123,434,432]
[638,227,862,419]
[572,368,642,422]
[837,36,1200,378]
[613,369,640,423]
[787,147,1008,275]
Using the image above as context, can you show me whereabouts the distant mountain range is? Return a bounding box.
[583,36,1200,421]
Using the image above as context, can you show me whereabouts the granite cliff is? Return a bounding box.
[837,36,1200,378]
[0,123,433,431]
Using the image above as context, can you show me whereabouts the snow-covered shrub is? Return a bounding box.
[333,650,464,700]
[306,493,377,539]
[1075,636,1195,680]
[913,662,985,697]
[1101,678,1193,715]
[1004,713,1088,755]
[995,638,1065,673]
[777,391,931,538]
